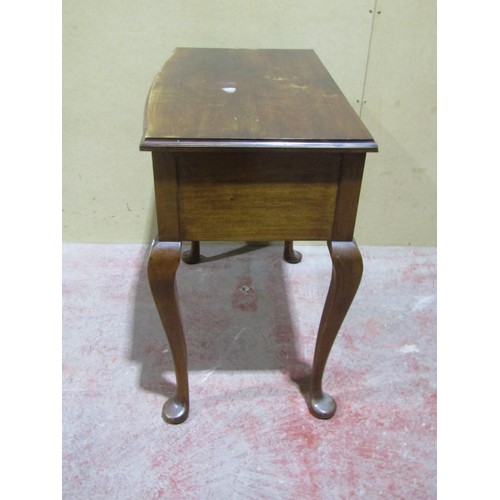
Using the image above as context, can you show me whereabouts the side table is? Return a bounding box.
[140,48,377,424]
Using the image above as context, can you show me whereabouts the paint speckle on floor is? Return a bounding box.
[63,243,436,499]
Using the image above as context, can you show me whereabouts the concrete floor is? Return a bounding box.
[62,242,436,499]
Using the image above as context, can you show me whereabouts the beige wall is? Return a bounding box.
[63,0,436,246]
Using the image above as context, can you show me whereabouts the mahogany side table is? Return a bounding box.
[140,48,377,424]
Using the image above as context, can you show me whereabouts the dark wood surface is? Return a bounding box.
[141,48,377,151]
[142,48,377,424]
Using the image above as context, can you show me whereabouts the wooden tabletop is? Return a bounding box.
[140,48,377,151]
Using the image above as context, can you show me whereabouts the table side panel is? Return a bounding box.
[331,153,366,241]
[152,152,180,240]
[176,152,341,241]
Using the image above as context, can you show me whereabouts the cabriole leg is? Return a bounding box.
[182,240,200,264]
[148,241,189,424]
[309,240,363,419]
[283,240,302,264]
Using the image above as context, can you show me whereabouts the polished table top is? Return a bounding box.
[140,48,377,152]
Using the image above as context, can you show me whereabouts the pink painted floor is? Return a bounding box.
[62,243,436,499]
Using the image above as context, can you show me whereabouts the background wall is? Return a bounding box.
[63,0,436,246]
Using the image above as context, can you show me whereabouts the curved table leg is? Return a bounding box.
[148,241,189,424]
[182,240,200,265]
[309,240,363,419]
[283,240,302,264]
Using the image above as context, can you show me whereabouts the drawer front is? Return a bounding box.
[176,152,341,241]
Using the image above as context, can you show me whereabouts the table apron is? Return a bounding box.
[151,151,365,242]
